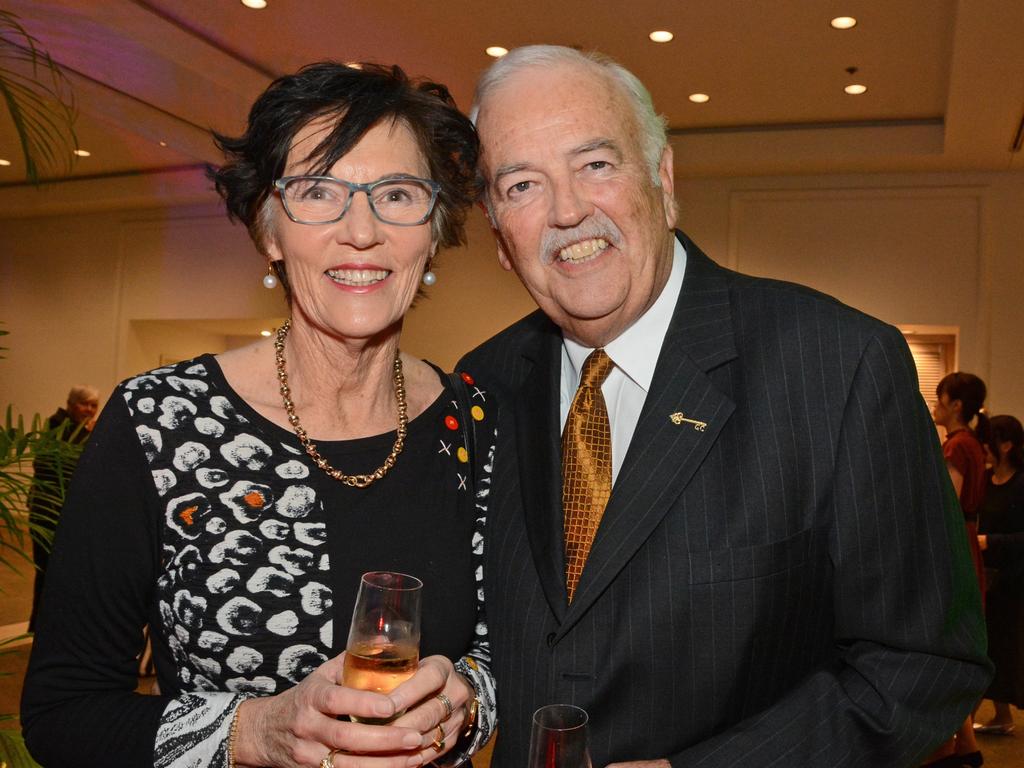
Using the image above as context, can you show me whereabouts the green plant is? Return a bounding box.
[0,328,81,767]
[1,326,83,573]
[0,722,40,768]
[0,8,78,182]
[0,405,83,574]
[0,631,41,767]
[0,430,77,768]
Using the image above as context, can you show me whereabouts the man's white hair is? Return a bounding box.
[470,45,669,186]
[67,385,99,407]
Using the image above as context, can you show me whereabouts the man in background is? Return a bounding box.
[461,45,990,767]
[27,385,98,631]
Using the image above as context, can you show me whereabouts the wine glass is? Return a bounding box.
[528,704,592,768]
[341,571,423,723]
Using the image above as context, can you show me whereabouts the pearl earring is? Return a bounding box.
[422,269,437,286]
[263,264,278,289]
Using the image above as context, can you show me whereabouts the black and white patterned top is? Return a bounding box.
[22,355,496,768]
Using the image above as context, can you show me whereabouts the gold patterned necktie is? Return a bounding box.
[562,348,615,603]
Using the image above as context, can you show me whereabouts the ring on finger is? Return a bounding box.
[435,692,454,720]
[321,748,344,768]
[431,724,446,752]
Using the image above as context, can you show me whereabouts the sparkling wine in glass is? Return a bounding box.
[528,704,592,768]
[342,571,422,723]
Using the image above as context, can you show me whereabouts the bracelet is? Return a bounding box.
[227,703,243,768]
[461,697,480,739]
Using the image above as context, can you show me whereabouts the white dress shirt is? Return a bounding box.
[560,238,687,482]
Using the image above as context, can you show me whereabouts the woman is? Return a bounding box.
[924,371,990,767]
[976,415,1024,735]
[933,372,990,593]
[22,62,495,768]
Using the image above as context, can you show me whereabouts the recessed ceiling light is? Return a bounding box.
[688,93,710,103]
[158,140,168,147]
[260,329,272,337]
[0,158,11,166]
[649,30,674,43]
[73,148,91,157]
[844,83,867,95]
[241,0,267,8]
[345,62,364,70]
[830,16,857,30]
[486,46,508,58]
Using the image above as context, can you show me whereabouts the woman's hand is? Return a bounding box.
[233,652,424,768]
[387,655,476,766]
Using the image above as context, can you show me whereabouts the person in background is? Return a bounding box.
[462,43,990,768]
[976,414,1024,735]
[22,62,495,768]
[27,384,99,632]
[926,371,991,766]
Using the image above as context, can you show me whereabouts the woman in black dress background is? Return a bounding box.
[976,415,1024,734]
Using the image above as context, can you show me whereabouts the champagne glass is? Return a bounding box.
[342,571,422,723]
[528,704,592,768]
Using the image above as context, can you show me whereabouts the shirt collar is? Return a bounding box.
[563,236,687,391]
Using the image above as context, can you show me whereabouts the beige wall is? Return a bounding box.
[2,169,1022,422]
[674,170,1024,418]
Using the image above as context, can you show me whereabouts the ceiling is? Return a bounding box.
[1,0,1022,216]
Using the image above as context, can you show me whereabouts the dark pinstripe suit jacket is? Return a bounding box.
[459,231,991,768]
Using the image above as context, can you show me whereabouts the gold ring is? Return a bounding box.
[435,692,454,719]
[462,697,480,739]
[431,724,446,752]
[320,747,343,768]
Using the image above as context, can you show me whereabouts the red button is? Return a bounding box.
[445,415,459,430]
[460,372,475,385]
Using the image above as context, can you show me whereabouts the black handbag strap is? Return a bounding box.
[447,371,478,495]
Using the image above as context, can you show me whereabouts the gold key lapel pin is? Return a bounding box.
[669,412,708,432]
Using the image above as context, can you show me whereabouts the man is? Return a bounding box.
[460,46,990,767]
[27,385,98,631]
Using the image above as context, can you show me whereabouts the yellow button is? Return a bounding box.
[457,446,469,463]
[471,405,484,421]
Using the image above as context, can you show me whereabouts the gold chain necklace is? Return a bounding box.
[274,319,407,488]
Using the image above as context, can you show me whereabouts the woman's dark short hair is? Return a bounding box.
[210,61,479,256]
[987,414,1024,471]
[937,371,990,442]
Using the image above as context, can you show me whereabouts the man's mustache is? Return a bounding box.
[539,214,622,265]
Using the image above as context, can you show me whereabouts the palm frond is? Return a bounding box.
[0,726,43,768]
[0,405,85,573]
[0,9,78,183]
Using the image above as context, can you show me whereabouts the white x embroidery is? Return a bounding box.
[457,473,467,491]
[450,399,459,410]
[471,387,486,401]
[438,440,452,456]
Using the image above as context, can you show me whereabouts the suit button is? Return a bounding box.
[546,632,556,647]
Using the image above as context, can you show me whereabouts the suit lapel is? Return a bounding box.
[560,235,738,631]
[513,318,569,621]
